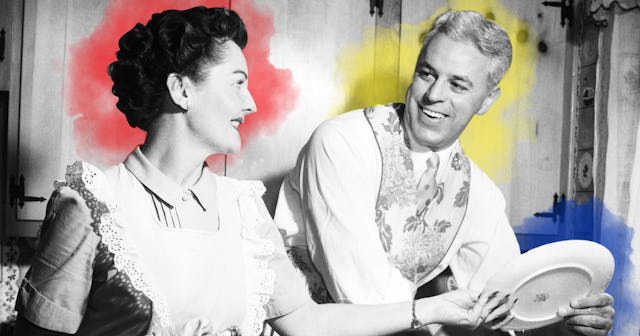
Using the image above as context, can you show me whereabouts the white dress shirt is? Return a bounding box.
[275,106,521,304]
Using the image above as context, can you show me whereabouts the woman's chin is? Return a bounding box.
[218,143,241,156]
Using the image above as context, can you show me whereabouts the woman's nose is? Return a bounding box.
[243,90,257,115]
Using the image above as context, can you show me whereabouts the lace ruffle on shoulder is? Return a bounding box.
[57,161,172,335]
[235,179,276,336]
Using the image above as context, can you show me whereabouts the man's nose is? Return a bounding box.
[424,78,448,103]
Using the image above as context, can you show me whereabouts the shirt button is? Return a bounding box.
[181,192,190,202]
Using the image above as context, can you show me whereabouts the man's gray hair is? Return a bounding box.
[423,10,512,88]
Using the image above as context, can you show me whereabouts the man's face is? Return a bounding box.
[404,33,499,152]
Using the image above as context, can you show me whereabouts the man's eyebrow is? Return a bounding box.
[417,61,435,72]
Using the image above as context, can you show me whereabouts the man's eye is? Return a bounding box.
[450,81,469,92]
[417,71,435,81]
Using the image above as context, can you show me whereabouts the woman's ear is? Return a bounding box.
[166,73,191,111]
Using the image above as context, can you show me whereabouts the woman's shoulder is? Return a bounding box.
[212,173,266,200]
[47,160,125,228]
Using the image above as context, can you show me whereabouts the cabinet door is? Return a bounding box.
[0,0,24,239]
[6,0,77,237]
[5,0,113,237]
[505,0,573,250]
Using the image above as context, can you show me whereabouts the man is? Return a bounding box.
[275,10,614,335]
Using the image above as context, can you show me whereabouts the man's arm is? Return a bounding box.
[278,116,415,303]
[448,166,520,292]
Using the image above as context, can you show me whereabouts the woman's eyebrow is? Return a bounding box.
[232,70,248,79]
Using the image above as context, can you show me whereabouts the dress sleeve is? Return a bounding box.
[277,118,416,304]
[252,196,312,319]
[15,186,101,334]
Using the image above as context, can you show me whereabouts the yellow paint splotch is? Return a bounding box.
[333,0,538,182]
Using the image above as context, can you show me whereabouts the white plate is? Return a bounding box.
[485,240,614,331]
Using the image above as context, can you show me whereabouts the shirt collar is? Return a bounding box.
[409,140,458,181]
[124,147,216,210]
[434,140,457,164]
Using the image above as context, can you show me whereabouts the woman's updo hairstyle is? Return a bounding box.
[108,7,247,130]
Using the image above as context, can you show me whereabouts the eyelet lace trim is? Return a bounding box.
[238,180,276,336]
[57,161,172,334]
[58,163,275,336]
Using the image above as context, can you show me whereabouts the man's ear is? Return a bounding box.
[166,73,191,111]
[477,87,501,116]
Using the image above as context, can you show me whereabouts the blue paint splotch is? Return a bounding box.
[515,197,638,335]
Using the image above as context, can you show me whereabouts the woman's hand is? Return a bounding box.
[421,290,482,327]
[421,289,516,329]
[477,290,517,330]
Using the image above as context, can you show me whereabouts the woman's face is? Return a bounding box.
[186,40,256,154]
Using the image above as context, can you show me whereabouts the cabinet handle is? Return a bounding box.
[9,175,47,208]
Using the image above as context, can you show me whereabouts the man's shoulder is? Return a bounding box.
[310,107,374,145]
[467,157,505,201]
[318,107,368,129]
[313,104,399,139]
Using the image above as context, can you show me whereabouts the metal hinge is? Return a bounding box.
[534,193,566,223]
[9,175,46,208]
[369,0,384,17]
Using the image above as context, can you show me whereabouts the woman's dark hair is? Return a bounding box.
[108,7,248,130]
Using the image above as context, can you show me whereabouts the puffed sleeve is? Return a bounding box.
[253,198,312,319]
[15,186,101,334]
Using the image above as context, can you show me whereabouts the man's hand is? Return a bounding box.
[558,293,615,336]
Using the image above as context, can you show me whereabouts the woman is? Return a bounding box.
[14,7,515,335]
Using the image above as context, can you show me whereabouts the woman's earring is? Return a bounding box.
[186,100,192,112]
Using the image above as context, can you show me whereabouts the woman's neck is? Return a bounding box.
[141,117,210,187]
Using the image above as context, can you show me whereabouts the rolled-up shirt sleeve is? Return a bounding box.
[277,115,416,304]
[16,187,100,334]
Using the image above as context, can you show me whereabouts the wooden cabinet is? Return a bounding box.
[3,0,584,248]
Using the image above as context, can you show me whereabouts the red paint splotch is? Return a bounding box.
[67,0,297,167]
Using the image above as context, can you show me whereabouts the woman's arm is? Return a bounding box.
[269,289,515,336]
[14,187,99,335]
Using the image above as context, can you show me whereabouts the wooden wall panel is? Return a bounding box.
[226,0,376,213]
